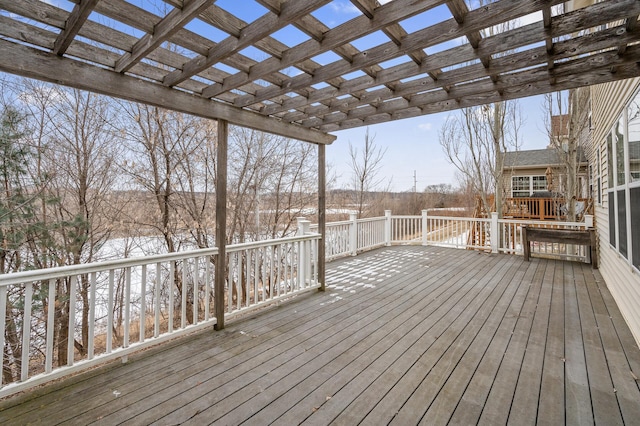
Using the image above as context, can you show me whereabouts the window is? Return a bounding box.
[615,116,625,186]
[596,148,602,204]
[511,175,547,197]
[628,96,640,183]
[512,176,530,197]
[607,132,614,189]
[606,89,640,270]
[532,176,547,192]
[589,164,594,201]
[631,187,640,270]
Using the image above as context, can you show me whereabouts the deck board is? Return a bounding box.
[1,246,639,425]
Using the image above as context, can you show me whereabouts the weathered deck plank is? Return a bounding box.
[446,259,540,425]
[1,246,639,426]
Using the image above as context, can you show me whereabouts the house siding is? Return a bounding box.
[590,78,640,345]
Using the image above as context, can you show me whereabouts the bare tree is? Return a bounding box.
[44,87,120,357]
[543,89,589,221]
[439,101,522,217]
[439,1,523,217]
[349,127,387,217]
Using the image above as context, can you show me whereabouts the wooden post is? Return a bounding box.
[349,213,358,256]
[522,225,530,261]
[214,120,228,331]
[384,210,392,246]
[422,209,428,246]
[318,144,326,291]
[490,212,499,253]
[296,218,312,289]
[584,214,594,228]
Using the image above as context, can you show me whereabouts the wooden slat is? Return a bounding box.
[450,260,541,424]
[200,0,444,99]
[1,0,640,133]
[234,0,566,109]
[274,1,640,124]
[0,0,263,109]
[163,0,332,87]
[0,40,335,145]
[563,263,594,425]
[240,251,497,425]
[537,260,566,424]
[52,0,100,55]
[319,53,640,131]
[572,263,623,424]
[114,0,215,73]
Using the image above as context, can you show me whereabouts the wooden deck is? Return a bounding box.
[1,246,640,425]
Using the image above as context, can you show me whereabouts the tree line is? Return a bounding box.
[0,75,317,383]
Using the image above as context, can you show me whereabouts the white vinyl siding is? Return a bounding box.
[591,77,640,346]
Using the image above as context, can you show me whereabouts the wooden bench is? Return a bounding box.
[521,226,598,268]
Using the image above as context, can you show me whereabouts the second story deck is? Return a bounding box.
[1,245,639,425]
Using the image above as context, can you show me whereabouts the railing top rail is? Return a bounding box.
[0,247,219,286]
[506,197,592,201]
[498,218,586,227]
[0,234,320,287]
[323,220,353,227]
[426,215,491,222]
[226,233,320,253]
[390,215,422,219]
[357,217,387,223]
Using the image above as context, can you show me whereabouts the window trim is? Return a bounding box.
[605,88,640,272]
[511,175,548,197]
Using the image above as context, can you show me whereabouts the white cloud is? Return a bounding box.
[329,1,360,15]
[418,123,433,131]
[329,0,394,16]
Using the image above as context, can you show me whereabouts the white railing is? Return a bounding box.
[316,210,592,262]
[425,215,492,251]
[311,220,352,260]
[357,216,387,252]
[0,209,592,397]
[0,229,320,397]
[390,214,423,244]
[225,232,320,319]
[498,218,589,259]
[310,214,387,259]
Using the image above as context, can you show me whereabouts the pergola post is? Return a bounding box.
[318,144,326,291]
[214,119,228,330]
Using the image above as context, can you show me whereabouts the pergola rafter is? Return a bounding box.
[52,0,100,56]
[0,0,639,140]
[114,0,216,73]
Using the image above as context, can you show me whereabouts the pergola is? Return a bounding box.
[1,0,639,328]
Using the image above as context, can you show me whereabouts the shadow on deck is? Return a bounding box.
[1,246,639,425]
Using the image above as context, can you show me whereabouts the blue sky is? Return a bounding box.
[329,95,551,192]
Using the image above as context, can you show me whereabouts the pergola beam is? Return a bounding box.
[163,0,331,88]
[201,0,445,99]
[52,0,100,56]
[115,0,216,73]
[267,0,640,122]
[303,24,638,126]
[319,49,640,131]
[0,39,335,145]
[236,0,566,109]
